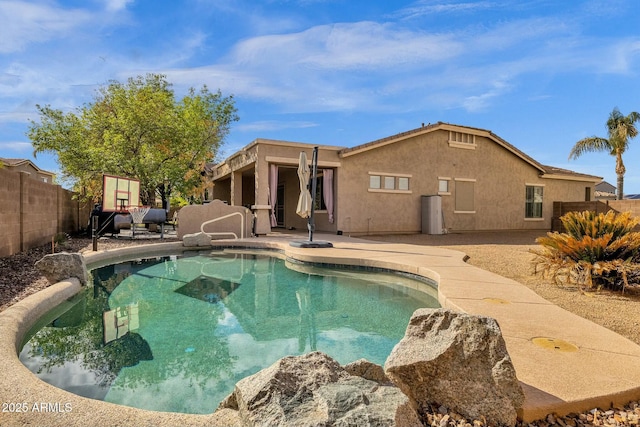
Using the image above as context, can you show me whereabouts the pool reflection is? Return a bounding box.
[20,252,438,414]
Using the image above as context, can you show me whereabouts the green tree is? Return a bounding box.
[569,107,640,200]
[28,74,238,207]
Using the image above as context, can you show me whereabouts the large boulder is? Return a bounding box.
[35,252,88,286]
[182,231,212,247]
[384,308,524,427]
[344,358,391,385]
[218,351,422,427]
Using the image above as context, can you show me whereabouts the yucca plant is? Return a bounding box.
[532,210,640,291]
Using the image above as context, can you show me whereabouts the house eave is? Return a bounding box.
[539,173,602,183]
[209,139,345,181]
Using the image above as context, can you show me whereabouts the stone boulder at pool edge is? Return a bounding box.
[35,252,88,286]
[385,308,525,426]
[218,351,421,427]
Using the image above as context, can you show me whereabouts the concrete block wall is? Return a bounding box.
[0,170,21,257]
[57,186,90,234]
[551,200,640,232]
[21,173,58,252]
[0,169,90,257]
[608,200,640,218]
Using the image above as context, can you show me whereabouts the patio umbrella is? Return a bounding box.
[289,147,332,248]
[296,151,312,219]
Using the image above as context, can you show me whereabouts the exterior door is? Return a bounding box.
[276,184,285,227]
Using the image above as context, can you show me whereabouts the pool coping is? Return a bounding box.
[2,234,640,425]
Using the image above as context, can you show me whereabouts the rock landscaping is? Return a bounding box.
[385,308,524,426]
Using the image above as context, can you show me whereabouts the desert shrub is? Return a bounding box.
[531,210,640,291]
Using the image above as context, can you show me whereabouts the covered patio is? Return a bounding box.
[207,139,342,235]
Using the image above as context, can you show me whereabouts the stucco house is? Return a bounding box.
[1,158,55,184]
[594,181,617,200]
[206,122,601,235]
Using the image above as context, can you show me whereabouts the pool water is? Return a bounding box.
[20,251,439,414]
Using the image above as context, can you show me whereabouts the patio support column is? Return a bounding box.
[252,159,272,235]
[231,170,242,206]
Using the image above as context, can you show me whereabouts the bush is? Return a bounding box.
[531,210,640,291]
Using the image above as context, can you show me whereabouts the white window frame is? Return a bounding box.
[438,177,451,195]
[368,172,412,194]
[448,131,477,150]
[369,175,381,189]
[397,177,409,191]
[384,176,395,190]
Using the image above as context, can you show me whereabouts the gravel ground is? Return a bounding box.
[0,234,176,312]
[2,230,640,426]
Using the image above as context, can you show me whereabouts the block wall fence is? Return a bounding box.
[0,169,91,257]
[552,200,640,232]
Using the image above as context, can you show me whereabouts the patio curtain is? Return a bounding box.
[269,164,278,227]
[322,169,334,223]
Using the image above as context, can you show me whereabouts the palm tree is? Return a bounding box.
[569,108,640,200]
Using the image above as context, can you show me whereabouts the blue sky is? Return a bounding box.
[1,0,640,192]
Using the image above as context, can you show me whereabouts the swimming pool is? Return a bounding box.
[19,250,439,414]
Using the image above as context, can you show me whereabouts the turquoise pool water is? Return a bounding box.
[20,251,439,414]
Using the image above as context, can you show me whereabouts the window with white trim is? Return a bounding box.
[449,131,475,144]
[448,130,477,150]
[368,172,411,193]
[398,177,409,191]
[525,185,544,218]
[384,176,395,190]
[438,178,450,194]
[369,175,381,189]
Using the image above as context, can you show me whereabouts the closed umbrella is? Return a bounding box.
[289,146,333,248]
[296,151,312,219]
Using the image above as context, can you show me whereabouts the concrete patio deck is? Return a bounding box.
[1,232,640,426]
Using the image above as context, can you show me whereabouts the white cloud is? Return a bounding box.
[393,0,497,20]
[0,141,32,152]
[103,0,134,12]
[462,79,511,112]
[605,39,640,74]
[0,1,92,53]
[231,21,462,70]
[3,0,638,137]
[235,120,318,132]
[0,110,31,123]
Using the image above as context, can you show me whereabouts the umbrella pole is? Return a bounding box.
[308,146,319,242]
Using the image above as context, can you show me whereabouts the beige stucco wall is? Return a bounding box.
[0,169,89,257]
[336,129,593,234]
[210,132,595,235]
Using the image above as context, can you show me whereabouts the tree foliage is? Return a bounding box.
[28,74,238,206]
[531,210,640,291]
[568,107,640,200]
